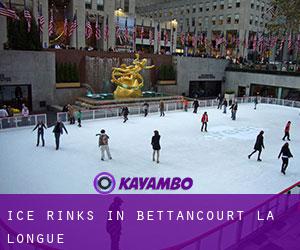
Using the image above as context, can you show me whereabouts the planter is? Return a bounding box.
[224,93,235,101]
[157,80,176,85]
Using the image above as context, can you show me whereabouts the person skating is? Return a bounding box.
[278,142,293,175]
[282,121,291,141]
[32,121,47,147]
[222,98,228,114]
[67,104,75,125]
[192,99,199,113]
[201,112,208,132]
[248,130,265,161]
[96,129,112,161]
[230,102,238,120]
[183,99,189,112]
[121,106,129,123]
[76,109,82,127]
[217,94,222,109]
[254,96,258,110]
[52,121,68,150]
[151,130,161,164]
[159,100,165,117]
[143,102,149,117]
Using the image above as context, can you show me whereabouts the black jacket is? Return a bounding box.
[223,100,228,107]
[33,123,47,133]
[151,135,161,150]
[122,107,129,116]
[278,146,293,158]
[254,134,264,150]
[193,100,199,108]
[53,122,68,134]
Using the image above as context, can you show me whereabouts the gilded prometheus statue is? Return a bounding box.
[111,54,155,99]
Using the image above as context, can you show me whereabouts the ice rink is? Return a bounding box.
[0,103,299,194]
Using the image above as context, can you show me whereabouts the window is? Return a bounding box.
[219,15,224,25]
[236,0,240,8]
[220,0,224,9]
[213,1,217,10]
[124,0,129,12]
[206,2,210,11]
[181,7,184,14]
[192,17,195,26]
[234,14,239,24]
[199,4,203,12]
[212,16,216,25]
[204,17,209,28]
[261,2,265,12]
[186,6,190,14]
[256,1,260,10]
[186,18,190,27]
[193,5,196,13]
[249,14,253,25]
[260,21,263,27]
[255,16,258,26]
[115,0,121,10]
[228,0,233,9]
[251,0,254,9]
[227,14,232,24]
[198,17,202,26]
[97,0,104,11]
[85,0,91,9]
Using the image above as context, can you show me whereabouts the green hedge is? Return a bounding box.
[56,63,79,83]
[158,64,176,80]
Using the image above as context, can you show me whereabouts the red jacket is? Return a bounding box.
[201,114,208,123]
[285,123,291,132]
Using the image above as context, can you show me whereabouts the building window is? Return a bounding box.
[260,21,263,27]
[256,1,260,11]
[212,16,216,25]
[251,0,254,9]
[204,17,209,28]
[255,16,258,26]
[193,5,196,13]
[115,0,121,10]
[198,17,202,26]
[181,7,184,15]
[234,14,239,24]
[228,0,233,9]
[213,1,217,10]
[85,0,92,9]
[219,15,224,25]
[236,0,240,8]
[206,2,210,11]
[249,15,253,25]
[227,14,232,24]
[220,0,224,9]
[97,0,104,11]
[199,4,203,12]
[186,18,190,27]
[192,17,195,26]
[261,2,265,12]
[124,0,129,12]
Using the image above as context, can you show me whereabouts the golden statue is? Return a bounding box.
[111,54,155,99]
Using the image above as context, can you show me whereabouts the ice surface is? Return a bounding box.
[0,103,299,194]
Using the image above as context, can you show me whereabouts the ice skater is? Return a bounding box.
[222,98,228,114]
[96,129,112,161]
[282,121,291,141]
[151,130,161,164]
[76,109,82,127]
[159,100,165,117]
[121,106,129,123]
[183,98,189,112]
[143,102,149,117]
[254,96,258,110]
[201,112,208,132]
[217,94,222,109]
[32,121,47,147]
[248,130,265,161]
[278,142,293,175]
[52,121,68,150]
[230,102,238,120]
[192,99,199,113]
[67,104,75,125]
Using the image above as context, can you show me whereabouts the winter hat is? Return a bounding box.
[101,129,105,133]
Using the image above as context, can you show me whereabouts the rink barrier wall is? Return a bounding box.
[165,181,300,250]
[0,114,47,130]
[56,96,300,123]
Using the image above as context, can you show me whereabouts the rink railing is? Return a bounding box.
[165,182,300,250]
[56,96,300,123]
[0,114,47,130]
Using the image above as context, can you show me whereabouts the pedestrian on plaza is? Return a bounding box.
[159,100,165,117]
[248,130,265,162]
[192,99,199,113]
[52,121,68,150]
[32,121,47,147]
[201,112,208,132]
[278,142,293,175]
[121,106,129,123]
[282,121,291,141]
[143,102,149,117]
[151,130,161,164]
[96,129,112,161]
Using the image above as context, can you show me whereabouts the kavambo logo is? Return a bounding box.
[93,172,193,194]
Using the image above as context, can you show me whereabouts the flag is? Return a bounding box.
[0,1,19,19]
[85,15,93,39]
[149,20,153,46]
[163,24,168,47]
[253,34,257,51]
[157,22,161,51]
[23,1,32,33]
[180,31,185,47]
[288,33,292,51]
[279,37,285,51]
[48,8,54,36]
[192,28,197,48]
[95,18,101,40]
[270,35,278,48]
[63,11,68,37]
[115,15,122,44]
[124,17,129,42]
[104,15,109,41]
[140,19,144,44]
[133,18,136,49]
[37,4,45,33]
[69,12,78,37]
[297,34,300,50]
[216,33,225,46]
[258,34,264,51]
